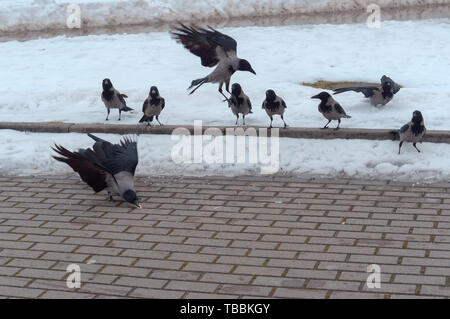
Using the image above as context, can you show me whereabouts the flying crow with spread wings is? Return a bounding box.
[170,23,256,100]
[333,75,401,106]
[52,133,141,208]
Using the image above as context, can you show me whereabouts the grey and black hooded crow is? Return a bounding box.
[52,133,141,208]
[333,75,401,106]
[311,91,351,130]
[262,89,287,128]
[139,86,165,126]
[170,23,256,101]
[101,78,133,121]
[392,110,426,154]
[228,83,252,125]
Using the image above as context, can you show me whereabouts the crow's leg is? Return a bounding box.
[235,114,239,125]
[225,79,231,94]
[321,120,331,129]
[413,142,421,153]
[156,116,163,126]
[334,119,341,131]
[269,116,273,128]
[189,82,205,94]
[281,115,287,128]
[118,109,122,121]
[243,115,246,126]
[218,83,230,102]
[105,109,110,121]
[398,141,404,154]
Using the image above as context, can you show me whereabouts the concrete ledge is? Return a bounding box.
[0,122,73,133]
[1,122,450,143]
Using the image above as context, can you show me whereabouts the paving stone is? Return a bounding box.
[17,268,66,280]
[218,284,272,297]
[200,273,252,285]
[128,288,184,299]
[165,280,218,293]
[1,174,450,298]
[40,291,96,299]
[114,276,167,289]
[273,287,327,298]
[0,286,44,298]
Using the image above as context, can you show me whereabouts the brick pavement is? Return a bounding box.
[1,174,450,298]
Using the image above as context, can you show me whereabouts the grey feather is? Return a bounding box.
[88,134,138,176]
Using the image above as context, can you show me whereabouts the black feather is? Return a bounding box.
[333,86,379,98]
[88,134,139,175]
[117,92,127,106]
[400,124,410,133]
[51,144,107,193]
[334,103,345,114]
[171,23,237,67]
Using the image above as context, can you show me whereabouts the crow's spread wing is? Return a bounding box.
[52,144,108,193]
[171,23,237,67]
[333,86,380,98]
[88,134,139,176]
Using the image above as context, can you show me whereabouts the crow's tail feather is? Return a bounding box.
[390,130,400,141]
[87,133,101,142]
[121,106,133,112]
[139,115,153,123]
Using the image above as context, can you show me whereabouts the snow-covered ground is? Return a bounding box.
[1,130,448,182]
[1,2,449,181]
[1,0,447,33]
[1,20,449,130]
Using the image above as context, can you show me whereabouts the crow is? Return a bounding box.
[171,23,256,100]
[139,86,165,126]
[262,89,287,128]
[101,78,133,121]
[227,83,252,125]
[391,110,426,154]
[311,91,351,130]
[333,75,400,106]
[52,133,141,208]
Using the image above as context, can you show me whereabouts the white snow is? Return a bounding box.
[0,0,447,33]
[0,20,449,130]
[1,3,449,181]
[0,130,448,182]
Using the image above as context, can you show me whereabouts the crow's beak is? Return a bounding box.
[311,94,320,99]
[250,68,256,75]
[133,200,142,209]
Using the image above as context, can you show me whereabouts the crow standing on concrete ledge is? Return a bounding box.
[170,23,256,100]
[262,89,287,128]
[139,86,165,126]
[333,75,401,106]
[392,110,426,154]
[101,78,133,121]
[52,133,141,208]
[311,91,351,130]
[228,83,252,125]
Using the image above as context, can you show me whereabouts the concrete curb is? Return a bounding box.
[1,122,450,143]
